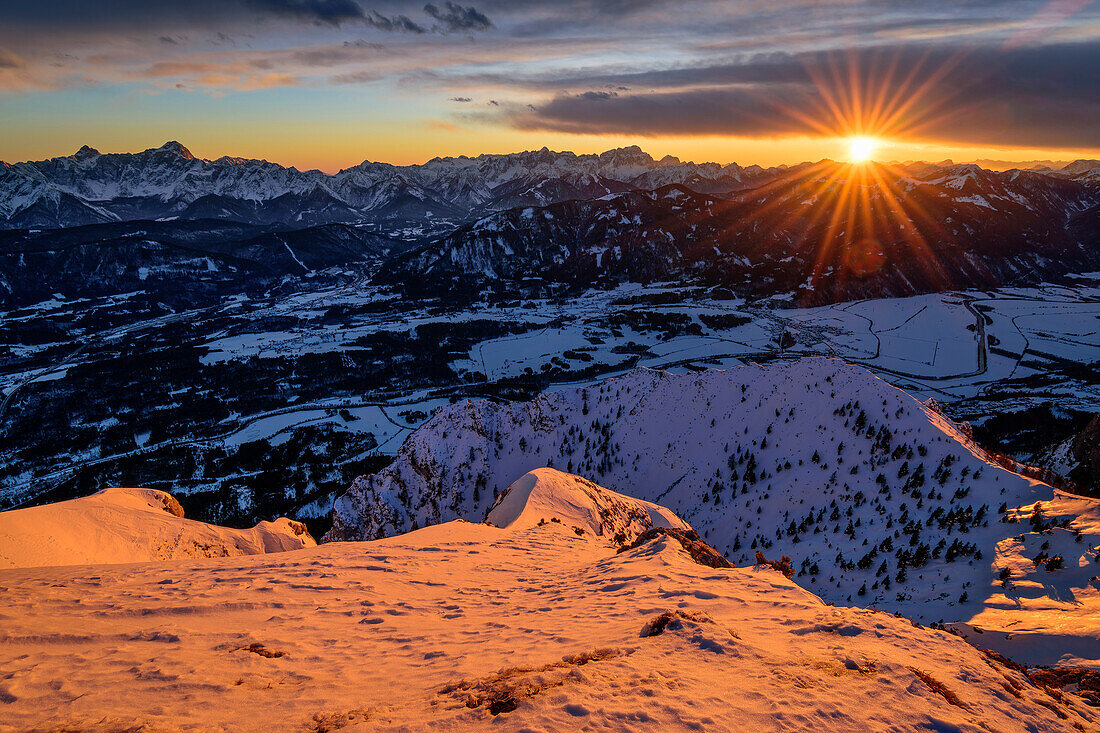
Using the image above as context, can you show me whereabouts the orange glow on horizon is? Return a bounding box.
[4,123,1100,175]
[847,136,879,163]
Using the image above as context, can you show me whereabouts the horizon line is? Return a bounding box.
[5,139,1098,175]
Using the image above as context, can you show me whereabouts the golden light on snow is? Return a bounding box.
[847,136,877,163]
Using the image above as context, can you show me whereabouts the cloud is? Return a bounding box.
[507,40,1100,149]
[577,90,618,101]
[424,2,493,32]
[246,0,366,26]
[1,0,1099,155]
[331,70,381,83]
[0,47,25,69]
[364,10,427,32]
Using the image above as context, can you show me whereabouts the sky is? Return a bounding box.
[0,0,1098,171]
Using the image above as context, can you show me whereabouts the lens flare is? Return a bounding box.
[720,49,970,305]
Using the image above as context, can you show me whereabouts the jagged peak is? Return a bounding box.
[73,145,100,161]
[151,140,195,160]
[599,144,647,157]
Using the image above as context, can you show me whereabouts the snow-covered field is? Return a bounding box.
[178,281,1100,459]
[0,470,1093,731]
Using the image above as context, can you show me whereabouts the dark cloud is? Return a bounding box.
[343,38,384,48]
[516,87,809,137]
[246,0,366,26]
[158,35,179,45]
[365,10,427,32]
[510,41,1100,149]
[577,90,618,101]
[424,2,492,32]
[450,96,472,102]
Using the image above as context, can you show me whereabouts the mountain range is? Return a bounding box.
[2,142,1099,307]
[4,141,1099,232]
[1,143,1098,728]
[0,142,776,230]
[381,161,1100,303]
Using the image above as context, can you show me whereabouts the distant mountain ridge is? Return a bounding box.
[381,160,1100,304]
[6,141,1099,231]
[2,142,1099,307]
[0,142,777,230]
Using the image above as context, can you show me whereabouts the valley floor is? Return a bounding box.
[1,520,1094,732]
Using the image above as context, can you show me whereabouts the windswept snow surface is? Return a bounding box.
[0,488,315,568]
[0,475,1094,731]
[327,358,1100,662]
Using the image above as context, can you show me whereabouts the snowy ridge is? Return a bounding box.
[485,467,689,543]
[0,487,315,568]
[326,358,1097,623]
[1,488,1097,729]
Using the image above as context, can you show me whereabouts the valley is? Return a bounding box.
[1,271,1096,541]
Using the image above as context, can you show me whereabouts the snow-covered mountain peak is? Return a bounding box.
[1062,159,1100,174]
[324,357,1091,621]
[485,467,689,542]
[152,140,195,160]
[73,144,101,162]
[597,144,657,170]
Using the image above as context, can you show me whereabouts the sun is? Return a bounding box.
[847,136,878,163]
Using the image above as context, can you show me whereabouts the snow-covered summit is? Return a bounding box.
[0,487,315,568]
[485,467,689,543]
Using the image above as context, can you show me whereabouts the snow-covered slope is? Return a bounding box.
[0,475,1093,730]
[0,487,315,568]
[949,488,1100,667]
[485,467,689,541]
[326,358,1098,624]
